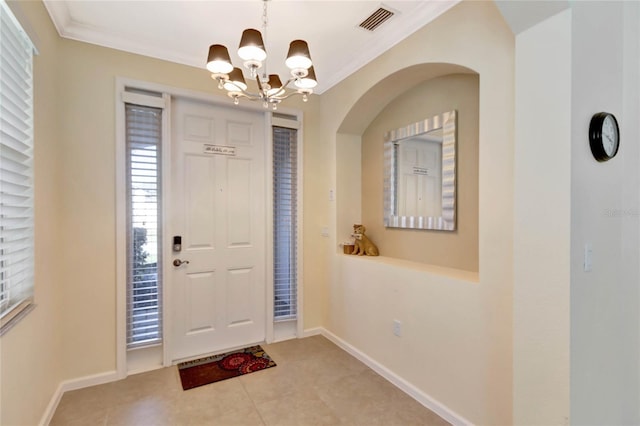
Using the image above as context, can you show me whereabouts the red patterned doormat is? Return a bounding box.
[177,345,276,390]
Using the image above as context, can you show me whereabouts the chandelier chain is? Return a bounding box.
[261,0,268,80]
[262,0,268,34]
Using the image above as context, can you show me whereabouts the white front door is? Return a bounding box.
[170,98,266,361]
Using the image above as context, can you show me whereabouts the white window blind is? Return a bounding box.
[125,103,163,348]
[273,126,298,320]
[0,0,35,334]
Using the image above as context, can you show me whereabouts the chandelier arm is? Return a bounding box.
[279,77,297,91]
[270,91,310,101]
[260,77,299,100]
[216,74,309,104]
[265,77,301,99]
[230,92,257,100]
[255,74,265,94]
[223,81,263,101]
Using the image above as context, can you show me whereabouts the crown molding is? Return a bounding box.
[42,0,460,95]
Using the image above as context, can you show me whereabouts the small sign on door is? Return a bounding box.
[203,144,236,156]
[413,166,430,176]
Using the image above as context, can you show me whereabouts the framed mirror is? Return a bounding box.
[383,110,456,231]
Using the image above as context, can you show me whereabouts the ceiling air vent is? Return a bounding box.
[359,6,395,31]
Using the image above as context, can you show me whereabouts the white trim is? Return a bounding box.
[117,77,267,113]
[41,0,70,40]
[160,93,172,368]
[1,0,38,53]
[273,319,298,342]
[39,370,119,426]
[38,382,63,426]
[295,111,305,337]
[116,80,171,377]
[272,117,301,130]
[302,326,323,337]
[114,79,127,380]
[319,328,473,426]
[121,91,167,109]
[60,370,119,392]
[0,302,35,336]
[265,112,275,343]
[171,340,264,366]
[127,345,164,375]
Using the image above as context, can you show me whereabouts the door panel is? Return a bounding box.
[226,158,252,246]
[228,121,252,145]
[185,155,216,248]
[184,115,215,141]
[171,98,266,362]
[226,267,254,326]
[185,271,216,333]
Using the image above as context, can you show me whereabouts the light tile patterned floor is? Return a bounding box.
[50,335,450,426]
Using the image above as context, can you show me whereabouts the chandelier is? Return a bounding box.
[205,0,317,109]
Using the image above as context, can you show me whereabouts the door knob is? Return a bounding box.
[173,259,190,267]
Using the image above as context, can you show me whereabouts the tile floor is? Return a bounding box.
[50,335,449,426]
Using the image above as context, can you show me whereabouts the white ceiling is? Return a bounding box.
[43,0,459,94]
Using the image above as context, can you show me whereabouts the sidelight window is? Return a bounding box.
[273,125,298,320]
[125,103,163,348]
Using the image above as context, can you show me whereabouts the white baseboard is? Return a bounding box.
[302,326,323,337]
[39,382,64,426]
[39,370,119,426]
[318,328,473,426]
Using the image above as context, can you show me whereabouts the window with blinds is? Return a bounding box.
[0,0,36,334]
[273,126,298,320]
[125,103,163,348]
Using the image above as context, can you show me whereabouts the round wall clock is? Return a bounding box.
[589,112,620,162]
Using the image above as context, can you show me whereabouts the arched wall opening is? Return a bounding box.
[336,63,479,272]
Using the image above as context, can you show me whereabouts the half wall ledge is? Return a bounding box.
[338,253,479,284]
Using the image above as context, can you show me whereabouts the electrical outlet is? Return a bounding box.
[393,319,402,337]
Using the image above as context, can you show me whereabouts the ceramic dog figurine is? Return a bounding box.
[351,224,379,256]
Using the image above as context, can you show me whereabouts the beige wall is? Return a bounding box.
[324,1,514,424]
[360,73,479,271]
[1,1,63,425]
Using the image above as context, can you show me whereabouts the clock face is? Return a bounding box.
[602,115,618,156]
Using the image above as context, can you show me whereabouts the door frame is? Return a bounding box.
[115,77,304,378]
